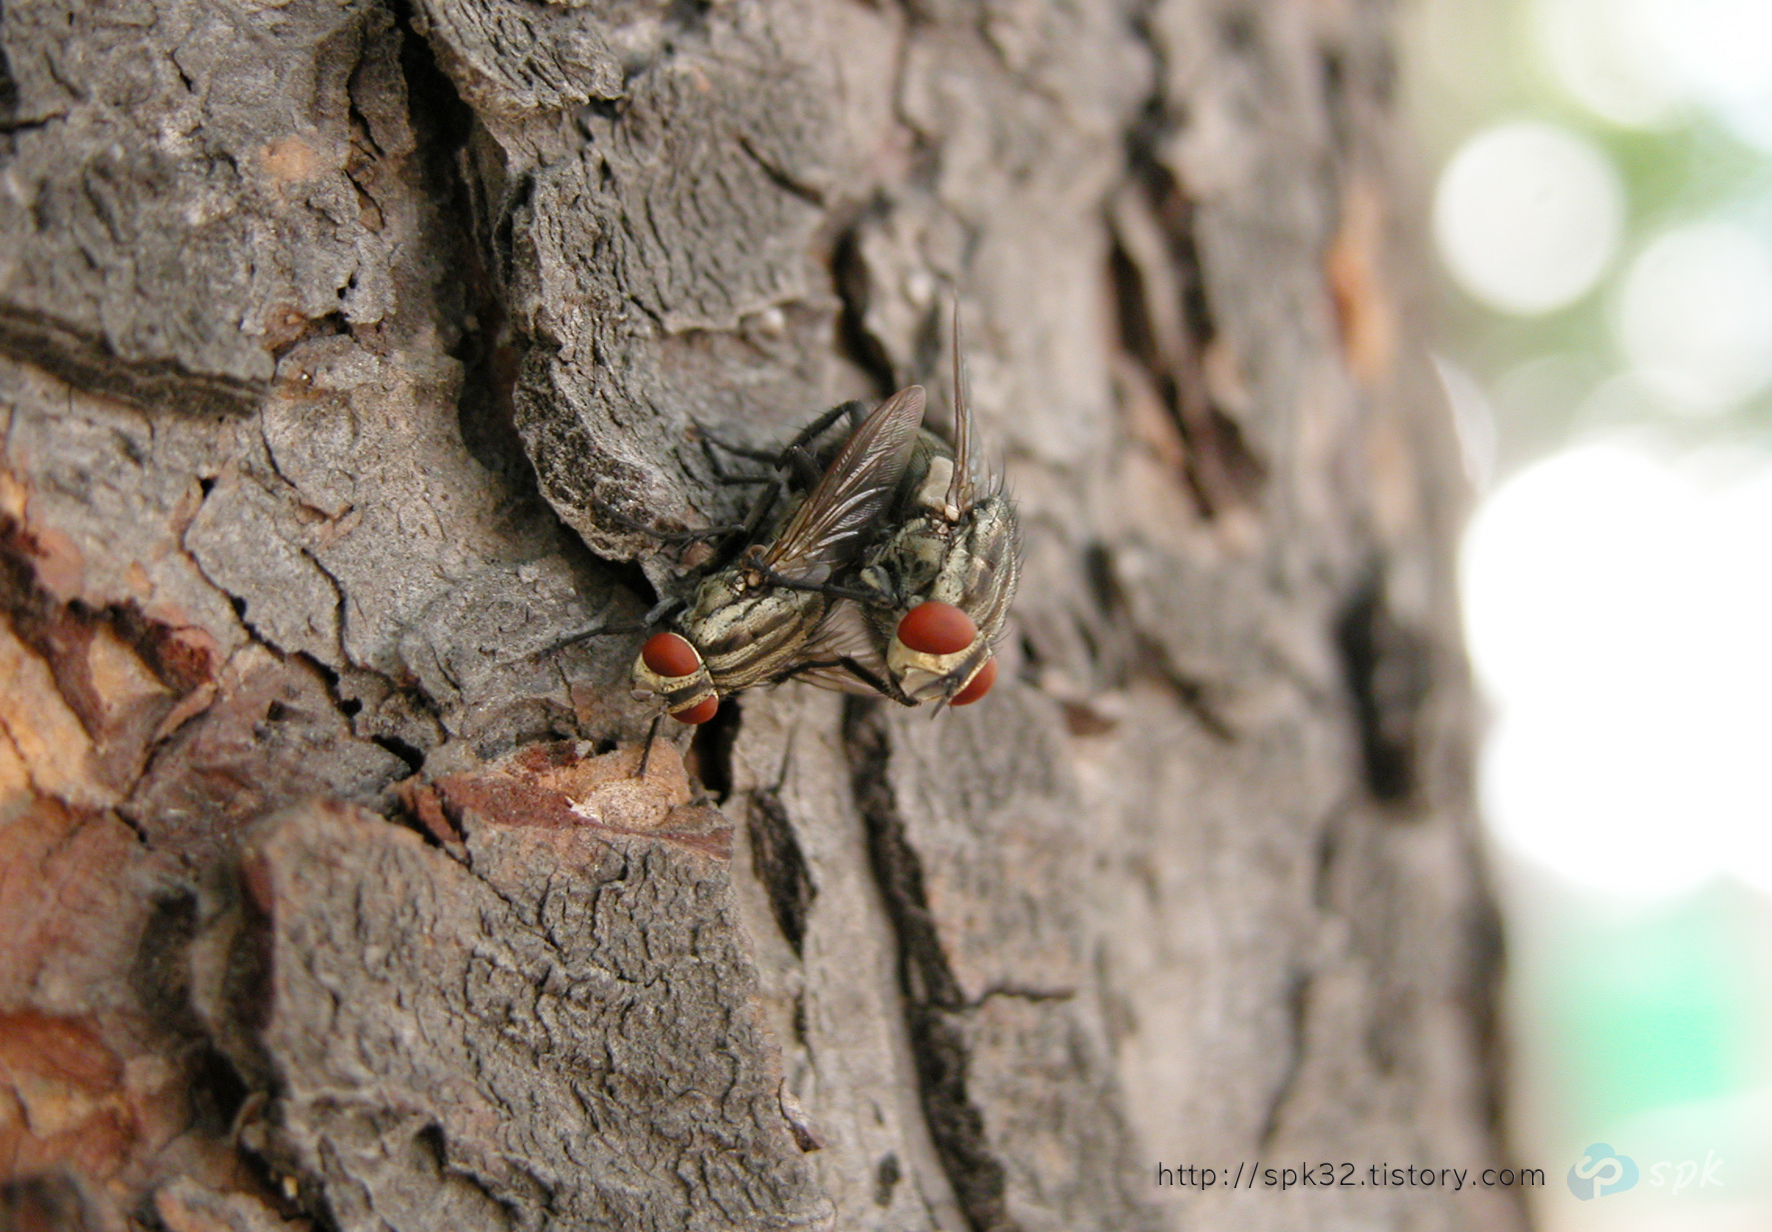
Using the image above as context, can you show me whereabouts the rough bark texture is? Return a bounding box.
[0,1,1520,1230]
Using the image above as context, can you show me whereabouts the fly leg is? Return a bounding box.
[773,399,868,487]
[532,592,672,658]
[783,655,916,706]
[635,708,702,782]
[749,564,878,606]
[690,399,874,555]
[595,503,757,546]
[635,712,662,779]
[595,437,810,567]
[698,400,867,492]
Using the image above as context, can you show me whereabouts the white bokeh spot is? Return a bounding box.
[1463,443,1772,898]
[1434,122,1624,316]
[1538,0,1772,149]
[1664,0,1772,152]
[1617,221,1772,416]
[1534,0,1685,129]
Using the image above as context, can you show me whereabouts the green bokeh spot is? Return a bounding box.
[1549,891,1754,1127]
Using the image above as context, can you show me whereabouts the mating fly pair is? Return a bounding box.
[629,320,1020,725]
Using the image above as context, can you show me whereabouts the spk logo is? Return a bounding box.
[1567,1144,1639,1199]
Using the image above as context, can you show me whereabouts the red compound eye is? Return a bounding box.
[897,602,977,656]
[950,656,996,706]
[671,696,720,725]
[642,631,702,679]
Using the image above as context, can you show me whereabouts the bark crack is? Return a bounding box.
[1257,967,1310,1149]
[1107,80,1266,519]
[0,712,46,801]
[831,215,899,398]
[735,133,824,208]
[968,984,1075,1008]
[1,511,211,733]
[744,741,815,957]
[846,698,1014,1232]
[1335,564,1431,807]
[0,305,265,418]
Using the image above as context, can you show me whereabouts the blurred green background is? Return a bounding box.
[1401,0,1772,1227]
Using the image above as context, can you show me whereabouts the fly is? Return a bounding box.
[630,384,927,723]
[854,311,1020,707]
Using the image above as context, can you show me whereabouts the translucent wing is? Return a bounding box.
[764,385,926,582]
[783,601,895,696]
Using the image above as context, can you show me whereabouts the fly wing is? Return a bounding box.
[783,600,895,696]
[764,384,926,582]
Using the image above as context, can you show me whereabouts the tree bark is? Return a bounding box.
[0,1,1520,1230]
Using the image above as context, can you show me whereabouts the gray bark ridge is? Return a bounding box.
[196,777,831,1232]
[0,0,410,411]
